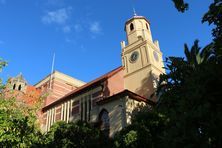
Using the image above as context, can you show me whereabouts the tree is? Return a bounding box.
[44,120,110,148]
[202,0,222,64]
[156,36,222,147]
[171,0,189,12]
[153,1,222,146]
[0,59,44,147]
[114,109,169,148]
[172,0,222,49]
[0,93,44,147]
[157,54,222,148]
[172,0,222,54]
[184,40,213,66]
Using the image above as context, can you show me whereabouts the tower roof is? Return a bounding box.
[12,73,27,84]
[124,15,150,31]
[125,15,150,26]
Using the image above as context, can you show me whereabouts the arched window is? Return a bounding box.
[146,23,149,30]
[130,23,134,31]
[13,84,16,90]
[98,109,110,137]
[18,84,22,91]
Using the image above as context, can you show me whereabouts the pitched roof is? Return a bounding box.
[34,70,85,87]
[42,66,123,111]
[97,89,156,106]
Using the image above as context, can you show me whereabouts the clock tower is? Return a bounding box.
[121,14,165,100]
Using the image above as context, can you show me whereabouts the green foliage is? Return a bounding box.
[171,0,189,12]
[123,130,138,147]
[202,0,222,40]
[0,59,7,90]
[0,59,44,147]
[0,97,43,147]
[0,58,7,72]
[172,0,222,62]
[202,0,222,64]
[157,40,222,147]
[114,110,168,148]
[44,120,111,148]
[184,40,213,65]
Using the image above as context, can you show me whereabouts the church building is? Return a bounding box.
[5,14,165,137]
[41,14,165,136]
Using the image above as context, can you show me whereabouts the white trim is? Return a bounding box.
[61,104,64,121]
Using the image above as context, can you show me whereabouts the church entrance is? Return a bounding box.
[98,109,110,137]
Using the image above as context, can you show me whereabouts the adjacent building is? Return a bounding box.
[4,73,41,106]
[34,70,85,106]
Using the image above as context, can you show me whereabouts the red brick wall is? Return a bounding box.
[105,69,124,96]
[38,78,78,107]
[55,105,62,121]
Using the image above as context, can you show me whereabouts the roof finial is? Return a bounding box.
[133,7,137,16]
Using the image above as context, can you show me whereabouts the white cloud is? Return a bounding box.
[63,25,71,33]
[74,24,83,32]
[41,7,103,38]
[89,21,102,34]
[42,7,71,25]
[65,38,76,44]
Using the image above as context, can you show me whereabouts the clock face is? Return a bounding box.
[153,51,159,62]
[130,51,139,62]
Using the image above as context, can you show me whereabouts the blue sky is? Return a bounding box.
[0,0,212,85]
